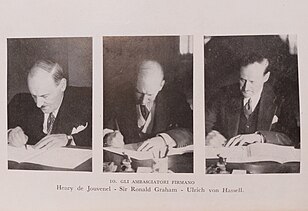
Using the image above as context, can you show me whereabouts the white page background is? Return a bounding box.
[0,0,307,210]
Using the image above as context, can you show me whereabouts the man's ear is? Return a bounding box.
[60,78,67,92]
[262,58,270,82]
[159,80,165,91]
[263,72,270,82]
[263,58,269,68]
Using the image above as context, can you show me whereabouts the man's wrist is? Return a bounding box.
[66,135,74,146]
[255,132,265,143]
[157,133,176,147]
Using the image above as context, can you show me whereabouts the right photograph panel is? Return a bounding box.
[204,35,300,174]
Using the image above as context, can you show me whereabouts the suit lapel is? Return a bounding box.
[51,91,72,135]
[226,96,242,138]
[118,92,140,141]
[152,92,168,134]
[29,107,45,140]
[51,100,66,134]
[257,84,277,131]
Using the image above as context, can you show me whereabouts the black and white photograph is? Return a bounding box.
[204,35,300,174]
[102,36,193,173]
[7,37,93,171]
[2,1,308,210]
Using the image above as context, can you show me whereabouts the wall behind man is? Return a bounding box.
[204,35,297,105]
[7,37,92,102]
[103,36,193,111]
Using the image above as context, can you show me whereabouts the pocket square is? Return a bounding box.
[272,115,278,124]
[71,122,88,135]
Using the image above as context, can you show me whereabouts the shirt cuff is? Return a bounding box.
[157,133,176,148]
[67,135,76,146]
[103,128,114,136]
[255,131,265,143]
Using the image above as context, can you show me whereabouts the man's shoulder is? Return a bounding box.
[211,83,241,102]
[261,83,285,106]
[155,87,191,111]
[62,86,92,111]
[9,93,36,107]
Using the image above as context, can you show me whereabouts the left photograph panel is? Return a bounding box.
[7,37,93,171]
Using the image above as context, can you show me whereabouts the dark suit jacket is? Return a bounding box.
[205,83,299,146]
[8,86,92,147]
[104,87,193,147]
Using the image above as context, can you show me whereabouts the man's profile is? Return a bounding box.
[104,60,193,158]
[8,60,92,149]
[205,53,299,147]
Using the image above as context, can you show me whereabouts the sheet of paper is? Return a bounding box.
[8,146,92,169]
[248,143,300,163]
[32,148,92,169]
[104,144,194,160]
[8,145,45,163]
[205,143,300,164]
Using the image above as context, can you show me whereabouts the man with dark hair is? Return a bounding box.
[205,54,298,147]
[104,60,193,158]
[8,60,92,148]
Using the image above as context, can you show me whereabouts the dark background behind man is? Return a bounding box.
[103,36,193,112]
[7,37,92,102]
[204,35,299,106]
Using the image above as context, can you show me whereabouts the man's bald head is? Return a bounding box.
[137,60,164,82]
[27,60,67,114]
[135,60,165,105]
[28,60,66,85]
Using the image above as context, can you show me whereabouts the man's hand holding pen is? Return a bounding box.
[8,126,28,149]
[206,130,264,147]
[103,130,125,148]
[137,136,169,158]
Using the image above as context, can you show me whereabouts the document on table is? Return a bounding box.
[104,143,193,160]
[205,143,300,164]
[8,145,92,169]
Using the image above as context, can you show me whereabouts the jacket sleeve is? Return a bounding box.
[71,120,92,147]
[8,94,30,130]
[258,131,295,146]
[164,92,193,147]
[259,97,300,147]
[70,87,93,147]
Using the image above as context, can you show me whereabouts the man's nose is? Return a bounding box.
[36,97,44,108]
[141,94,148,105]
[243,81,250,90]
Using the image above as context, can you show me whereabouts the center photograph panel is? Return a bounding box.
[102,36,194,173]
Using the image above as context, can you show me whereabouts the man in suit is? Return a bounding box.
[205,53,298,147]
[8,60,92,149]
[104,60,193,158]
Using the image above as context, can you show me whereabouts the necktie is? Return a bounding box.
[47,113,55,134]
[243,98,253,119]
[140,104,150,120]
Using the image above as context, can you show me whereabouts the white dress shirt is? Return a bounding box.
[243,88,263,113]
[136,103,176,147]
[42,108,60,134]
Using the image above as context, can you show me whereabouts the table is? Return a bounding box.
[205,143,300,174]
[104,144,193,173]
[206,159,300,174]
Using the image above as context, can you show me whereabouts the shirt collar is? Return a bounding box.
[243,87,263,112]
[44,106,60,119]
